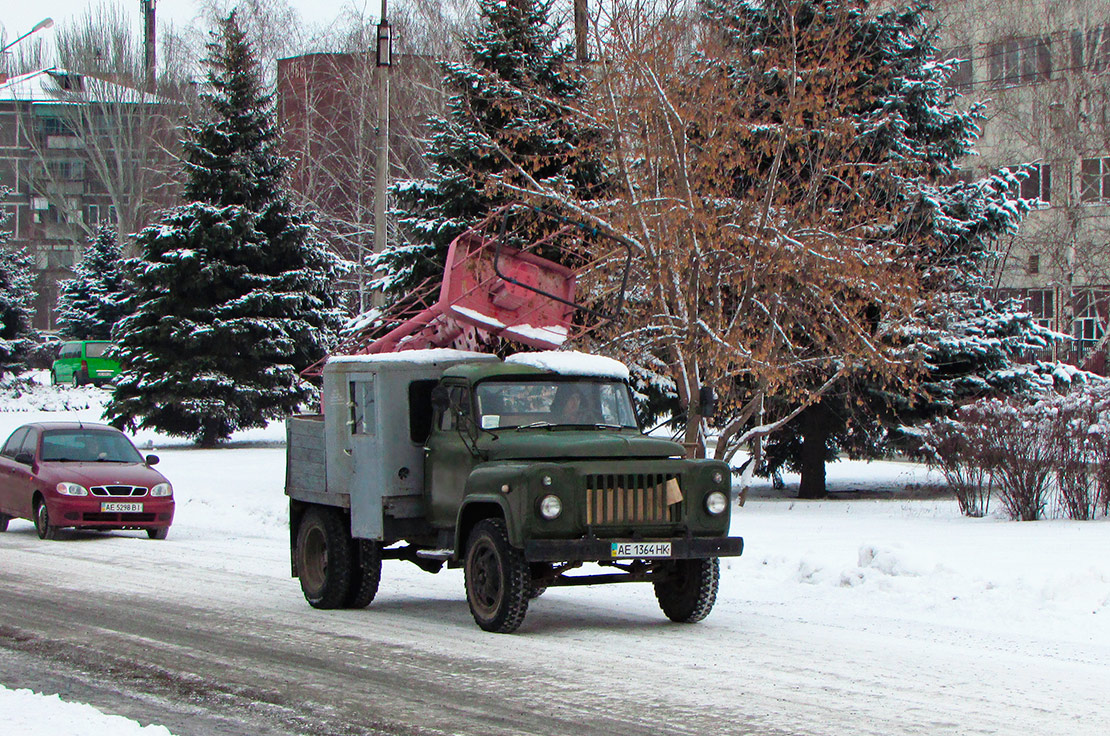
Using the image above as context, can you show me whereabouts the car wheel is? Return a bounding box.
[344,538,382,609]
[72,373,82,387]
[50,370,58,385]
[147,527,169,540]
[295,506,353,610]
[0,512,10,532]
[464,518,529,633]
[34,500,59,541]
[653,557,719,623]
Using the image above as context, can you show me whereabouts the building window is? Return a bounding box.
[1071,26,1110,73]
[1028,288,1054,329]
[946,45,973,90]
[1072,289,1107,354]
[989,36,1052,87]
[87,204,117,226]
[1015,163,1051,204]
[1081,157,1110,202]
[1027,254,1040,274]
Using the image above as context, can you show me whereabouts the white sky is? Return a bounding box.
[1,1,380,47]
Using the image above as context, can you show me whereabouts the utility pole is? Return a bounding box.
[574,0,588,63]
[141,0,156,92]
[372,0,392,311]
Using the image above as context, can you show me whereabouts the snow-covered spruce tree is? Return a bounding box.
[104,12,343,446]
[0,195,37,378]
[378,0,609,305]
[56,225,131,341]
[748,1,1054,497]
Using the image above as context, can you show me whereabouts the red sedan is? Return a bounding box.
[0,422,174,540]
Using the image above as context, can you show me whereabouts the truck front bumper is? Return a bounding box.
[524,536,743,562]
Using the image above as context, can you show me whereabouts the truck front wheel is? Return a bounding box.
[653,557,720,623]
[464,519,529,633]
[295,506,353,609]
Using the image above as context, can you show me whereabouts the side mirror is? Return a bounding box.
[430,385,449,411]
[14,451,34,466]
[145,454,160,466]
[698,385,717,419]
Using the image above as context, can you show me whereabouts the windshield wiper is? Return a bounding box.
[514,421,554,430]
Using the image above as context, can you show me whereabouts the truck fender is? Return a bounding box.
[454,496,515,556]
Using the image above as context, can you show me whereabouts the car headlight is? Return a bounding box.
[705,491,728,515]
[150,483,173,497]
[538,494,562,520]
[56,482,88,496]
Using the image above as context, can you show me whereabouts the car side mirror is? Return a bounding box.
[430,385,449,411]
[14,451,34,466]
[145,454,160,466]
[698,386,717,419]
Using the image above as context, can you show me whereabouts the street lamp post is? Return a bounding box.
[1,17,54,80]
[1,17,54,53]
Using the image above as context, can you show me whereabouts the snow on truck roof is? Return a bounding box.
[327,349,494,366]
[505,351,630,380]
[326,350,630,380]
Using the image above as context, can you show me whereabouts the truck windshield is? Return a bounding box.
[474,379,638,430]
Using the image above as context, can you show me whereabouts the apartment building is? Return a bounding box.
[932,0,1110,368]
[0,66,178,330]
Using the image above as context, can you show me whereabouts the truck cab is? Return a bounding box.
[286,349,743,633]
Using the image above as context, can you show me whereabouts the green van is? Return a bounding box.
[51,341,121,386]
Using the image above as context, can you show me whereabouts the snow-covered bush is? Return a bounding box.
[924,381,1110,520]
[920,405,998,517]
[1049,385,1110,520]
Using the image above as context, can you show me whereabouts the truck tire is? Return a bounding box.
[295,506,353,610]
[0,512,10,532]
[653,557,719,623]
[464,518,529,633]
[527,562,552,600]
[345,539,382,609]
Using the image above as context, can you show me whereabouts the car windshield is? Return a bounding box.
[474,379,639,430]
[85,342,110,358]
[41,430,143,463]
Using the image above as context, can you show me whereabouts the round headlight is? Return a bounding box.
[150,483,173,497]
[712,470,725,485]
[539,494,562,520]
[56,482,88,496]
[705,491,728,515]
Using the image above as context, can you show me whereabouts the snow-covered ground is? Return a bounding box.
[1,371,1108,734]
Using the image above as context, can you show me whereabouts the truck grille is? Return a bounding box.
[90,485,147,497]
[585,474,684,525]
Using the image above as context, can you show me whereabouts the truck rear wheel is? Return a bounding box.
[653,557,719,623]
[295,506,353,609]
[345,539,382,608]
[464,518,529,633]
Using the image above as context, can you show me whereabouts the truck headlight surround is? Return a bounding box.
[56,482,88,496]
[538,494,562,520]
[150,483,173,497]
[705,490,728,515]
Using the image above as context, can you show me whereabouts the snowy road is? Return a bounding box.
[2,459,1108,736]
[0,389,1108,735]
